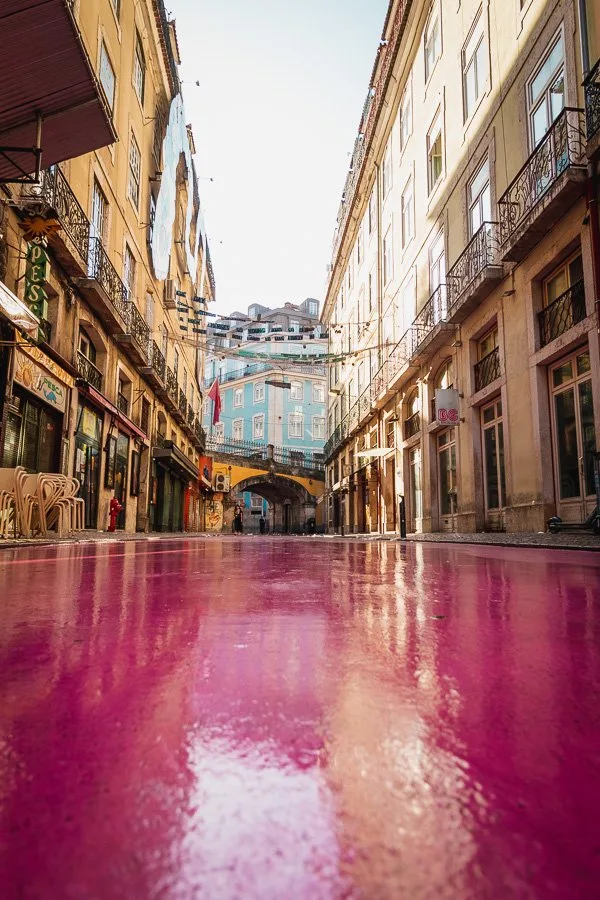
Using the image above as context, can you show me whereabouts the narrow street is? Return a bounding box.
[1,538,599,899]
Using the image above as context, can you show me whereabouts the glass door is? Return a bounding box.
[550,350,597,522]
[113,432,129,529]
[409,447,422,532]
[482,399,506,529]
[438,428,458,531]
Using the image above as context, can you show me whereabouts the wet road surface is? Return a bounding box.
[1,537,600,899]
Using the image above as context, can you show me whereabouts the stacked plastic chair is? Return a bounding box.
[0,466,25,538]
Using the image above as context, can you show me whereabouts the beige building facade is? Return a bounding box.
[323,0,600,535]
[0,0,215,533]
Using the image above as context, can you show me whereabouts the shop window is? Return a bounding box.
[3,393,61,473]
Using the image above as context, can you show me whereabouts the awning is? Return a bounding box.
[78,382,148,443]
[153,441,199,482]
[0,0,117,182]
[0,280,39,334]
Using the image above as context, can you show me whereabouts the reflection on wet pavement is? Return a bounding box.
[1,538,599,898]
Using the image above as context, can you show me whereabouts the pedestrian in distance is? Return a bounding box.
[259,516,266,534]
[233,504,243,533]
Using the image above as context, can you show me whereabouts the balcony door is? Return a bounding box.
[550,349,597,522]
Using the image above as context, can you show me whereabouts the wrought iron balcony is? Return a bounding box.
[187,402,195,427]
[76,350,102,390]
[403,411,421,440]
[178,388,187,420]
[21,166,90,274]
[538,280,586,347]
[498,108,587,262]
[76,237,130,333]
[474,346,501,392]
[117,392,129,415]
[410,285,453,362]
[193,418,206,449]
[584,60,600,149]
[116,301,151,368]
[165,367,178,409]
[447,223,503,322]
[140,340,166,391]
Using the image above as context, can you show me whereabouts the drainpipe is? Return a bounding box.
[578,0,600,333]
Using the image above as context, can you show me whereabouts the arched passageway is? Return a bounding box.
[232,475,316,534]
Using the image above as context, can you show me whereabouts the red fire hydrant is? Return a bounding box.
[108,496,123,532]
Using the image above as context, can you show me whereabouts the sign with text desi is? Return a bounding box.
[435,388,460,426]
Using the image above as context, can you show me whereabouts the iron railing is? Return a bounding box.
[447,223,500,310]
[498,108,586,249]
[151,341,166,381]
[538,280,586,346]
[76,350,103,390]
[178,388,187,418]
[187,402,195,426]
[403,411,421,440]
[153,433,170,449]
[412,285,448,347]
[25,166,90,262]
[206,436,325,472]
[194,419,206,447]
[273,447,325,470]
[128,302,150,348]
[166,366,177,401]
[39,318,52,344]
[474,346,501,392]
[87,237,130,322]
[584,59,600,143]
[117,392,129,415]
[203,360,326,388]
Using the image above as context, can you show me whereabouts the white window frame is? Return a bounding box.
[254,382,265,402]
[123,244,136,299]
[462,11,487,122]
[253,414,265,440]
[233,387,243,408]
[232,418,244,441]
[213,422,224,443]
[467,156,491,237]
[399,79,412,152]
[383,225,393,286]
[401,176,414,249]
[251,494,264,509]
[368,187,376,234]
[133,31,146,105]
[312,416,325,440]
[527,28,565,150]
[128,132,141,209]
[429,230,446,293]
[288,413,304,439]
[312,382,325,403]
[290,381,303,401]
[382,137,393,198]
[427,113,443,194]
[424,8,441,84]
[99,42,116,112]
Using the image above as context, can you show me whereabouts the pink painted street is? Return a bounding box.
[0,538,599,899]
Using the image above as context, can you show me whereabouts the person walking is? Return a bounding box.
[233,504,243,534]
[259,516,266,534]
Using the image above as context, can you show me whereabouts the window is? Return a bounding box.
[233,387,243,407]
[251,494,264,509]
[91,179,108,241]
[233,419,243,441]
[368,270,374,312]
[463,13,487,121]
[438,428,458,516]
[253,414,264,440]
[152,103,166,168]
[357,228,363,266]
[183,369,187,395]
[308,300,318,316]
[382,138,393,198]
[383,226,393,285]
[78,330,96,364]
[288,413,304,438]
[133,32,146,104]
[401,177,414,248]
[123,244,136,299]
[213,422,224,443]
[544,254,583,306]
[425,10,441,82]
[429,231,446,292]
[254,382,265,402]
[140,397,150,435]
[399,81,412,151]
[99,42,116,112]
[427,114,443,193]
[173,348,179,378]
[482,400,506,512]
[290,381,303,401]
[145,292,154,329]
[289,319,299,332]
[478,327,498,360]
[312,383,325,403]
[467,158,491,236]
[540,254,584,343]
[128,133,141,208]
[400,272,416,334]
[346,262,353,291]
[528,31,565,148]
[368,187,376,234]
[312,416,325,440]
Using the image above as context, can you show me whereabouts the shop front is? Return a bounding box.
[151,440,198,532]
[73,402,103,527]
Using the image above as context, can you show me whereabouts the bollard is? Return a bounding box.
[398,495,407,539]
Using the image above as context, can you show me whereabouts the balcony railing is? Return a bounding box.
[87,237,130,322]
[76,350,102,390]
[166,367,177,401]
[26,166,90,264]
[474,346,501,392]
[584,59,600,144]
[194,418,206,447]
[178,388,187,418]
[117,392,129,415]
[127,301,150,349]
[498,108,586,251]
[187,402,195,427]
[205,436,325,472]
[447,223,500,310]
[403,411,421,440]
[151,341,166,381]
[538,280,586,347]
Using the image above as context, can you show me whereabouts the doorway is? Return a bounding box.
[438,428,458,531]
[409,446,422,532]
[74,403,103,528]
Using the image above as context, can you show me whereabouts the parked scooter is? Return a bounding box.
[547,452,600,535]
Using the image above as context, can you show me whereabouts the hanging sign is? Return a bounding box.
[14,348,68,412]
[435,388,460,426]
[24,240,49,318]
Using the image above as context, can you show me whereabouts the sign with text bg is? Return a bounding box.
[435,388,460,426]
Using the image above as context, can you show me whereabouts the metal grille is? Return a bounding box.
[584,60,600,143]
[538,280,586,346]
[76,350,102,390]
[447,223,500,309]
[178,388,187,418]
[498,108,586,249]
[128,301,150,348]
[474,346,501,392]
[166,367,177,402]
[187,402,195,426]
[87,237,129,322]
[117,393,129,415]
[151,341,166,380]
[403,412,421,440]
[25,166,90,262]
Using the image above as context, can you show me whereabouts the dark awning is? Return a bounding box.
[153,441,199,482]
[0,0,117,182]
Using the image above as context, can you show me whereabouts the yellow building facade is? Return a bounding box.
[323,0,600,535]
[0,0,215,533]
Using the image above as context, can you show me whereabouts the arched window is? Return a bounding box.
[435,358,454,391]
[404,388,421,440]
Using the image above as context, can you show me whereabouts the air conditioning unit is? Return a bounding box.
[214,473,230,492]
[164,279,176,310]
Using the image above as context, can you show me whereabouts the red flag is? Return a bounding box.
[207,379,222,425]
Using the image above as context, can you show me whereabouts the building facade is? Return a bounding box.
[0,0,215,534]
[322,0,600,535]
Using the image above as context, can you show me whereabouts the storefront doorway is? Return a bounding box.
[550,349,597,522]
[2,387,61,472]
[438,428,458,531]
[481,399,506,530]
[74,402,103,528]
[408,446,422,532]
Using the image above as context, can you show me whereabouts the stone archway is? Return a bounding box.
[232,474,316,534]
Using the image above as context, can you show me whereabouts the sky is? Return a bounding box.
[173,0,389,315]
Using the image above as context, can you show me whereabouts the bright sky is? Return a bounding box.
[174,0,389,315]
